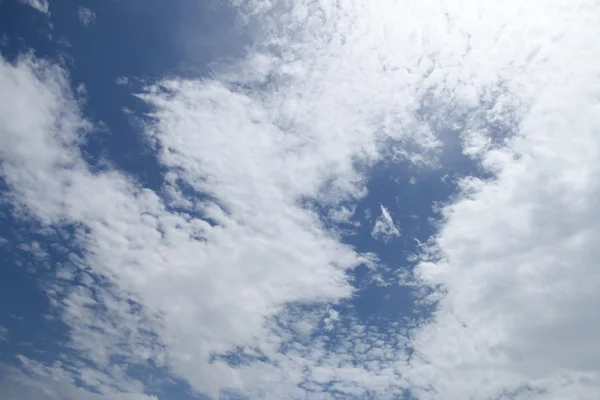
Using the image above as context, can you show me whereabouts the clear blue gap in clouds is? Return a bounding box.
[210,132,483,390]
[328,93,485,322]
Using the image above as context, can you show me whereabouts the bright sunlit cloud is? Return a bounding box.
[0,1,599,399]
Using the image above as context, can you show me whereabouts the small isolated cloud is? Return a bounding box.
[371,205,400,243]
[0,326,7,342]
[115,76,129,86]
[75,83,87,97]
[77,6,96,27]
[18,0,49,14]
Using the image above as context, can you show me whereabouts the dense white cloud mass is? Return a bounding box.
[18,0,49,14]
[371,205,400,243]
[1,0,599,399]
[409,2,600,399]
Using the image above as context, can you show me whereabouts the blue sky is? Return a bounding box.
[1,1,599,399]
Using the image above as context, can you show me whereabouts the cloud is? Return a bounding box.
[0,48,397,398]
[115,76,129,86]
[409,1,600,398]
[77,6,96,27]
[1,0,599,399]
[18,0,49,14]
[0,34,8,48]
[0,362,156,400]
[0,54,161,396]
[371,205,400,243]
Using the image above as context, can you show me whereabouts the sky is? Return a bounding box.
[0,0,599,399]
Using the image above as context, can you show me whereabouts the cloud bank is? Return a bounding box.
[77,6,96,27]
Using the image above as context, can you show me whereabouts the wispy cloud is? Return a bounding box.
[115,76,129,86]
[371,205,400,243]
[0,362,157,400]
[77,6,96,27]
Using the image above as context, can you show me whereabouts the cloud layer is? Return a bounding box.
[1,0,599,399]
[411,3,600,397]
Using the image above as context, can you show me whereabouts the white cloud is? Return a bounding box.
[0,34,9,48]
[77,6,96,27]
[323,308,339,331]
[0,49,392,398]
[115,76,129,86]
[327,205,358,226]
[371,205,400,243]
[1,0,599,399]
[0,54,163,396]
[409,1,600,398]
[0,363,156,400]
[18,0,49,14]
[17,241,48,259]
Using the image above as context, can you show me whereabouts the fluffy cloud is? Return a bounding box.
[0,43,402,399]
[1,0,599,399]
[18,0,49,14]
[410,1,600,399]
[0,53,159,395]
